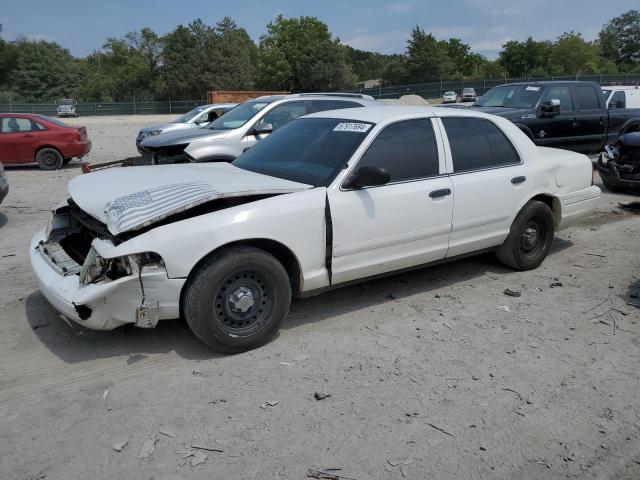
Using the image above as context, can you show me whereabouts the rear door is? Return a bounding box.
[0,117,39,164]
[328,117,454,284]
[440,116,530,257]
[571,85,607,153]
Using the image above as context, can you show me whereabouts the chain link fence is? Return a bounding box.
[0,99,206,116]
[346,73,640,100]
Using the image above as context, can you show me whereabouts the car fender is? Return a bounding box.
[184,141,243,162]
[91,187,330,292]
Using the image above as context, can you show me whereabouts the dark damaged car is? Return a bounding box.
[597,132,640,194]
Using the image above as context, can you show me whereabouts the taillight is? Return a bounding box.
[76,129,82,141]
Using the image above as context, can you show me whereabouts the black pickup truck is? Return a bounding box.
[468,81,640,154]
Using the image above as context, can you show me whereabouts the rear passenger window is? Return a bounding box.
[356,118,439,182]
[574,86,601,110]
[443,117,520,172]
[311,100,362,113]
[481,120,520,166]
[609,91,626,109]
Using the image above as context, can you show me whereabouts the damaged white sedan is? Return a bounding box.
[31,107,600,352]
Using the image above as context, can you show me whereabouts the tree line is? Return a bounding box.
[0,10,638,103]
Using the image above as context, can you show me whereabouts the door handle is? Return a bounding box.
[511,176,526,184]
[429,188,451,198]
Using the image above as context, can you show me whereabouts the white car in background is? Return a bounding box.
[601,86,640,110]
[136,103,237,151]
[31,107,600,353]
[442,91,458,103]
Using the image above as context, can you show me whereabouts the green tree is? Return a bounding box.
[161,18,257,99]
[405,27,453,82]
[549,32,614,75]
[345,46,398,81]
[598,10,640,70]
[257,15,355,91]
[8,38,84,101]
[498,37,553,77]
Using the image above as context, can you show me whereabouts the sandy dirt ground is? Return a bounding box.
[1,115,640,480]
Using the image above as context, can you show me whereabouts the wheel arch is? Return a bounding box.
[529,193,561,230]
[514,123,534,140]
[34,145,63,160]
[180,238,303,317]
[620,118,640,135]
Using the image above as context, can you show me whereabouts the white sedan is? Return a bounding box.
[30,107,600,353]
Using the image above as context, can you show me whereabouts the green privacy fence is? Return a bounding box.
[347,73,640,100]
[0,99,207,116]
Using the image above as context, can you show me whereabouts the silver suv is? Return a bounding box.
[139,93,381,164]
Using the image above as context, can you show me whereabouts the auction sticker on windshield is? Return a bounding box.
[333,122,372,133]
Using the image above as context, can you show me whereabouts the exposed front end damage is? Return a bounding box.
[30,203,184,330]
[597,132,640,194]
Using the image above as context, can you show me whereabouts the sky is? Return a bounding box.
[0,0,637,59]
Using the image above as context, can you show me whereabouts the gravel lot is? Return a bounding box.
[1,115,639,480]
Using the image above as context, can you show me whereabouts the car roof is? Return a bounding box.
[304,105,500,123]
[203,103,238,108]
[251,93,380,106]
[500,80,600,87]
[0,113,46,118]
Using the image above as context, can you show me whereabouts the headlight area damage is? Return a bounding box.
[31,202,184,330]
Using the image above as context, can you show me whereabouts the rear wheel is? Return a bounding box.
[183,246,291,353]
[36,148,63,170]
[496,200,555,271]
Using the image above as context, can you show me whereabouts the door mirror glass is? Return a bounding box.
[540,98,560,116]
[252,122,273,135]
[343,165,390,189]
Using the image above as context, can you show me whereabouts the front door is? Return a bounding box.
[328,117,453,285]
[533,85,578,150]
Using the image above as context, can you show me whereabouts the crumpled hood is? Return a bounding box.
[140,127,228,148]
[468,106,534,119]
[68,163,311,235]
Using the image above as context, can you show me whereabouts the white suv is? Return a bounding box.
[139,93,381,164]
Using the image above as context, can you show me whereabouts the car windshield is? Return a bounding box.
[474,85,543,108]
[37,115,72,127]
[174,106,208,123]
[233,118,373,187]
[58,99,75,105]
[601,89,611,98]
[445,91,455,95]
[463,88,474,93]
[207,101,270,130]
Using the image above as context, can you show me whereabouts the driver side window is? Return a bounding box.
[258,101,309,131]
[355,118,439,183]
[541,86,574,111]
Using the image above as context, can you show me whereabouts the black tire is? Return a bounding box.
[36,148,63,170]
[183,246,291,353]
[62,158,72,166]
[496,200,555,271]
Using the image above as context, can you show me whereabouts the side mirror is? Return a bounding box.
[343,165,390,189]
[540,98,561,117]
[251,123,273,136]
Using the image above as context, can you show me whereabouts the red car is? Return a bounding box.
[0,113,92,170]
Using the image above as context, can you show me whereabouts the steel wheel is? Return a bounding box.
[213,268,275,336]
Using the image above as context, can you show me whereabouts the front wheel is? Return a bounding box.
[496,200,555,271]
[36,148,63,170]
[183,246,292,353]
